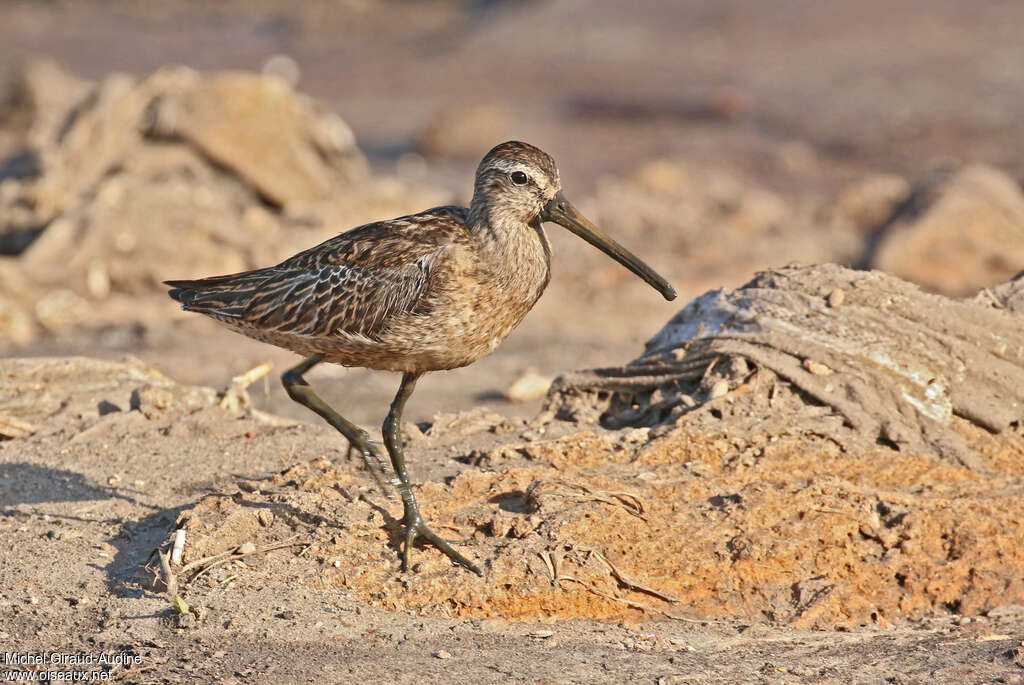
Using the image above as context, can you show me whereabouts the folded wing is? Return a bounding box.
[166,208,467,341]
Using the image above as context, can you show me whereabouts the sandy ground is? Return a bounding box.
[2,1,1024,682]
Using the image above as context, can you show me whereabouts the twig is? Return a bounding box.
[588,549,679,604]
[178,550,235,575]
[539,551,556,585]
[170,529,186,565]
[219,362,274,410]
[232,362,274,388]
[187,538,308,583]
[556,575,700,622]
[158,550,177,597]
[551,480,649,522]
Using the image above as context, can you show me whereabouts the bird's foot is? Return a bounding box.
[402,510,481,576]
[345,434,399,502]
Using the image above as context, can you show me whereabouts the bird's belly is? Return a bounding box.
[366,297,536,371]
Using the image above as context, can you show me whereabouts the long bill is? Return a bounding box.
[541,190,677,301]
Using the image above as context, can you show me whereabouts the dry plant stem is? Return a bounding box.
[542,545,689,619]
[182,538,310,583]
[557,574,698,622]
[551,480,648,521]
[232,362,274,388]
[158,550,177,596]
[587,548,680,604]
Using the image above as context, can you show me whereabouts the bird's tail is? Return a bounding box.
[164,271,270,321]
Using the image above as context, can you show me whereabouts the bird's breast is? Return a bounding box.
[431,224,551,367]
[357,222,552,373]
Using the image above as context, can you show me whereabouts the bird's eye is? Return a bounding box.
[510,171,529,186]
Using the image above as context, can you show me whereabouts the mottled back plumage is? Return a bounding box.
[167,142,562,373]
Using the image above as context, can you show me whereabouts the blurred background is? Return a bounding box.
[1,0,1023,425]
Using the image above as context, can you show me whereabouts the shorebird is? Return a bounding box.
[166,141,675,575]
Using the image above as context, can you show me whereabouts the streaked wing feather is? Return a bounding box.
[166,206,468,340]
[248,260,433,338]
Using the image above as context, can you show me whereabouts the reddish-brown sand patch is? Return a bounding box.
[171,412,1024,630]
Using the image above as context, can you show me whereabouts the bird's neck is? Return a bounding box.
[467,206,551,296]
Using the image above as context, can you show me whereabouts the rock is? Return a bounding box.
[0,62,443,344]
[505,370,553,402]
[3,58,94,152]
[0,413,37,439]
[826,173,910,234]
[416,104,511,160]
[33,289,92,332]
[976,274,1024,312]
[131,383,218,420]
[0,293,36,345]
[867,165,1024,295]
[144,71,367,207]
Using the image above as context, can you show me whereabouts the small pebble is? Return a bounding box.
[434,650,453,660]
[505,371,553,402]
[238,542,256,555]
[530,629,555,638]
[803,360,834,376]
[709,380,729,399]
[827,288,845,308]
[478,618,509,632]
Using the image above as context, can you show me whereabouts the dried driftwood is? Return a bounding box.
[547,264,1024,468]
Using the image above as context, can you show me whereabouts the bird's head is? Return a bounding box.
[471,141,677,301]
[471,140,561,224]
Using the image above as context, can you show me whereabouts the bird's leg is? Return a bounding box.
[281,354,396,497]
[383,373,482,575]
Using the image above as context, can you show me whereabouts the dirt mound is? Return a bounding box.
[144,265,1024,630]
[0,355,250,440]
[0,61,448,346]
[549,263,1024,468]
[160,397,1023,630]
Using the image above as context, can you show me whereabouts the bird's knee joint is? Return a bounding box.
[281,370,306,390]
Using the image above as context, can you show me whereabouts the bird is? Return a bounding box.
[165,141,676,575]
